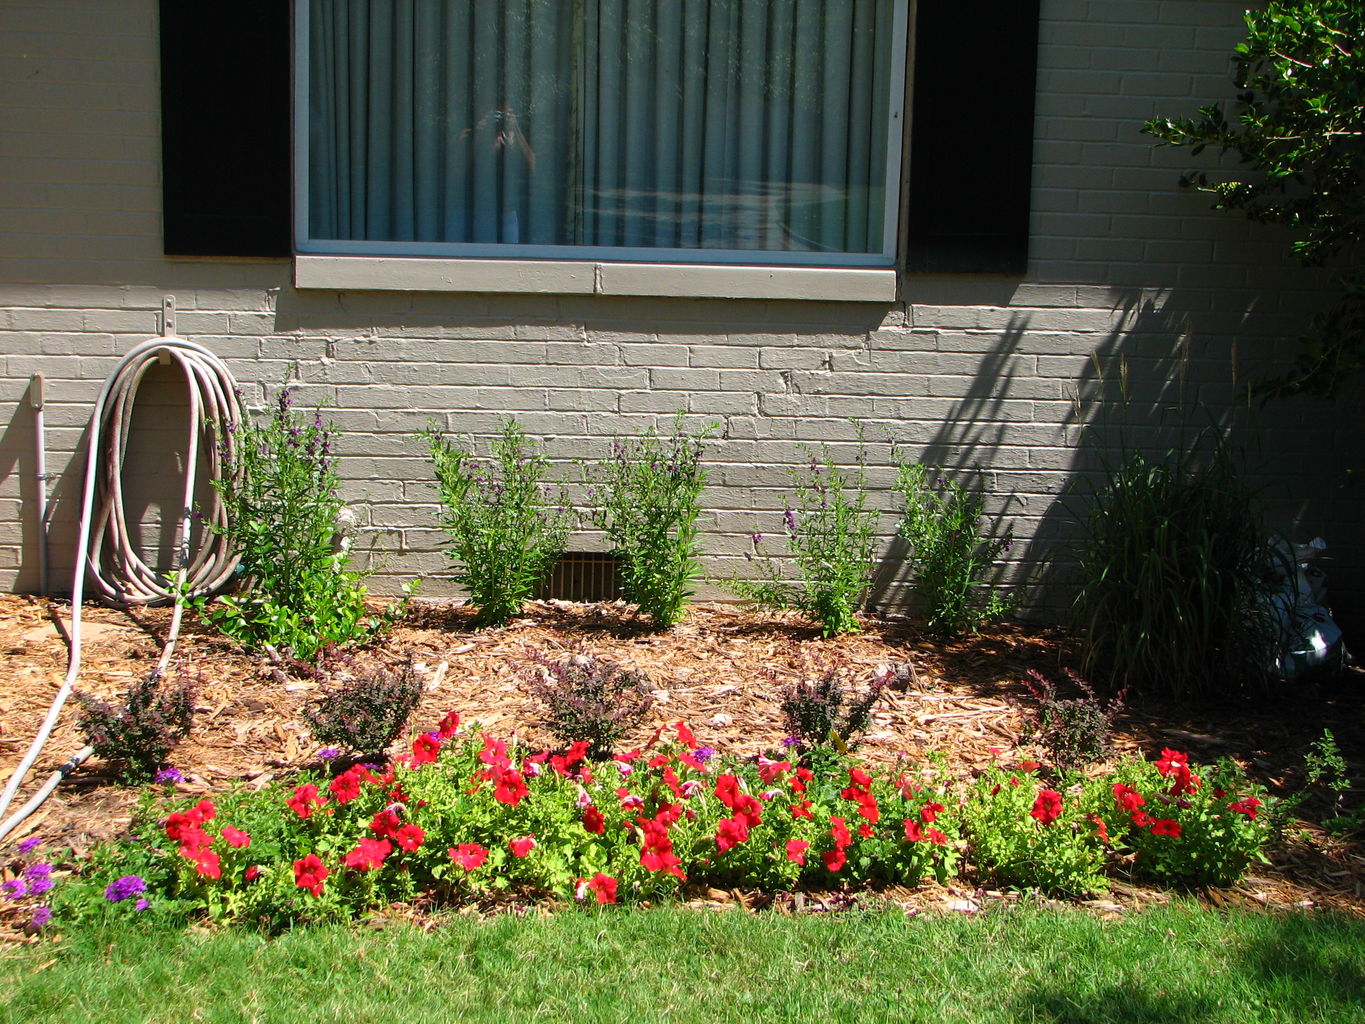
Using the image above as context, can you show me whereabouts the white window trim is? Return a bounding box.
[291,0,908,301]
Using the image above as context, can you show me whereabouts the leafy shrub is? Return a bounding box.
[778,661,887,756]
[303,658,424,758]
[895,460,1011,635]
[1098,750,1272,887]
[75,671,195,783]
[1020,669,1124,778]
[585,419,712,629]
[963,766,1110,896]
[519,650,654,760]
[1302,729,1365,836]
[729,445,878,636]
[206,385,408,661]
[1072,439,1282,700]
[428,419,572,627]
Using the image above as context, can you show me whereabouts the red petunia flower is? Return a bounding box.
[1228,796,1262,819]
[437,710,461,740]
[191,799,216,824]
[926,828,948,845]
[823,848,846,872]
[1149,818,1182,837]
[448,843,488,871]
[244,865,260,882]
[412,734,440,765]
[193,849,222,880]
[920,802,945,824]
[858,823,876,839]
[675,721,698,749]
[494,769,529,807]
[1019,760,1041,773]
[509,836,536,857]
[715,817,749,852]
[1154,748,1188,775]
[830,816,852,849]
[582,806,606,834]
[715,773,742,809]
[758,758,792,784]
[786,839,809,865]
[287,783,325,819]
[344,838,392,871]
[1112,783,1145,814]
[329,770,362,805]
[394,824,425,852]
[1030,789,1063,826]
[904,819,924,842]
[584,873,618,904]
[221,825,251,849]
[369,808,402,839]
[293,854,328,896]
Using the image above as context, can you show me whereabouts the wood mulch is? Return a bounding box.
[2,592,1363,923]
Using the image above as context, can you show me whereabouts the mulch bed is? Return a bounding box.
[2,592,1364,922]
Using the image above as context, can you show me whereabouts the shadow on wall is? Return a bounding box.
[868,280,1364,643]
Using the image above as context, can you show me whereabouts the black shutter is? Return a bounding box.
[907,1,1041,274]
[159,1,292,257]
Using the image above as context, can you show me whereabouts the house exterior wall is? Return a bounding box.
[1,1,1360,634]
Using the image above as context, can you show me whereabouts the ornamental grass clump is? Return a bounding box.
[585,418,713,629]
[206,384,407,661]
[895,459,1011,635]
[75,670,195,784]
[303,657,424,759]
[1073,438,1282,700]
[729,444,879,637]
[428,419,573,627]
[518,650,654,760]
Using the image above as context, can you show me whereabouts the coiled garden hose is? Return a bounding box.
[0,336,243,844]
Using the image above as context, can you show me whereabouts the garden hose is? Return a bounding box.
[0,336,243,844]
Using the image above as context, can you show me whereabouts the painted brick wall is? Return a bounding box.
[1,1,1360,635]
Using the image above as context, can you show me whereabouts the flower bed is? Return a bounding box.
[16,716,1271,931]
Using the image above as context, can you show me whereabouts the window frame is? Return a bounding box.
[290,0,910,272]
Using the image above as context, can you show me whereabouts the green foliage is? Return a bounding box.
[1144,1,1365,398]
[518,650,654,760]
[1099,753,1272,887]
[963,766,1110,897]
[428,419,572,627]
[1072,439,1281,700]
[75,671,195,784]
[729,445,879,637]
[206,385,406,661]
[1303,729,1365,836]
[895,460,1011,635]
[585,419,713,629]
[1020,669,1124,779]
[302,658,424,758]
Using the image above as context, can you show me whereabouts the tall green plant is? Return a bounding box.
[895,460,1010,635]
[207,386,402,661]
[1072,439,1280,700]
[729,445,878,637]
[429,419,572,627]
[586,418,712,629]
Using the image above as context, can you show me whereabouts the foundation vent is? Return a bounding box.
[536,552,623,603]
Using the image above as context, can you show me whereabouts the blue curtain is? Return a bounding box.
[307,0,892,255]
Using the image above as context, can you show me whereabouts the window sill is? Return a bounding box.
[292,256,898,303]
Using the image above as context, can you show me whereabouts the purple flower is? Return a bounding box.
[2,879,26,900]
[30,906,52,928]
[104,875,147,903]
[23,864,53,896]
[135,898,150,911]
[153,767,183,784]
[751,533,763,546]
[692,746,716,764]
[17,837,40,854]
[783,508,797,533]
[781,736,801,749]
[317,747,340,761]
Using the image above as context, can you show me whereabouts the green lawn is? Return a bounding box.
[3,902,1363,1024]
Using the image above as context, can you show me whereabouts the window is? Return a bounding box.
[294,0,908,268]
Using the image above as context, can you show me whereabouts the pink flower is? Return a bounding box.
[220,825,251,849]
[448,843,488,871]
[344,838,392,871]
[509,836,537,858]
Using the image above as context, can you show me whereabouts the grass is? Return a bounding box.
[3,902,1364,1023]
